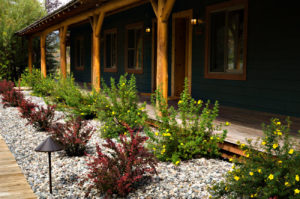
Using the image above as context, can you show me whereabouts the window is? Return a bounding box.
[205,0,248,80]
[104,29,117,72]
[74,36,84,71]
[125,23,143,73]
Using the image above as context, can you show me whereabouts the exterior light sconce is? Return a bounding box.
[190,18,204,25]
[145,27,151,33]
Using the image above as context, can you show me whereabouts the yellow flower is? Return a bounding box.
[178,100,182,104]
[278,160,282,164]
[161,149,166,154]
[175,160,180,165]
[80,113,85,115]
[249,172,254,176]
[197,100,202,104]
[153,147,156,151]
[285,182,290,187]
[261,141,266,146]
[225,186,228,191]
[289,149,294,155]
[229,158,233,162]
[180,143,184,146]
[257,169,262,173]
[295,189,300,194]
[234,176,240,181]
[251,194,254,198]
[273,131,277,135]
[121,83,125,86]
[166,129,169,132]
[246,153,250,158]
[210,136,214,140]
[240,144,245,148]
[232,164,235,169]
[273,143,278,149]
[268,174,274,180]
[127,110,130,113]
[277,131,282,136]
[225,121,231,126]
[276,121,281,125]
[296,175,299,182]
[163,133,171,137]
[163,145,166,148]
[112,111,115,115]
[155,132,159,136]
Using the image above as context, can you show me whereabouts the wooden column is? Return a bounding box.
[92,12,105,91]
[40,34,46,78]
[28,37,33,73]
[151,0,176,100]
[59,26,68,78]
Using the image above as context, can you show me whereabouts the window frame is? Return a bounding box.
[125,22,144,74]
[104,28,118,73]
[204,0,248,80]
[74,35,85,71]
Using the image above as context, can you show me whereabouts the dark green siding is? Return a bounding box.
[70,0,300,117]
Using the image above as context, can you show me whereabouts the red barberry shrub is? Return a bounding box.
[27,104,56,131]
[0,80,14,94]
[18,98,38,119]
[85,126,157,198]
[48,117,95,156]
[1,88,24,108]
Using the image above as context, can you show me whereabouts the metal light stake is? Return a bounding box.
[35,136,63,194]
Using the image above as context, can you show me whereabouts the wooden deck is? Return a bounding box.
[0,135,36,199]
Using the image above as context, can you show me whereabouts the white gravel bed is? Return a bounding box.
[0,92,232,199]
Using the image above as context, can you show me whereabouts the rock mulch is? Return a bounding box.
[0,91,232,199]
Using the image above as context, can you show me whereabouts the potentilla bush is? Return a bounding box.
[0,79,14,94]
[18,98,38,119]
[1,87,24,107]
[49,117,95,156]
[97,74,148,138]
[84,126,157,198]
[19,68,41,88]
[209,118,300,199]
[149,79,227,165]
[32,75,56,97]
[27,104,57,131]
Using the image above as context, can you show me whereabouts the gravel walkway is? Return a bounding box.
[0,91,232,199]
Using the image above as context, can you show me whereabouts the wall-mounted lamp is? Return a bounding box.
[145,27,151,33]
[190,18,204,25]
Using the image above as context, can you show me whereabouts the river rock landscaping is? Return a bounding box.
[0,90,232,199]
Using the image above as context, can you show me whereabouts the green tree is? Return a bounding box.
[0,0,45,80]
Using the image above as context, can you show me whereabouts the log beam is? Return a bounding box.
[28,37,33,73]
[151,0,176,100]
[59,26,68,78]
[40,34,46,78]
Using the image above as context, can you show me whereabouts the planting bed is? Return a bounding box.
[0,91,232,199]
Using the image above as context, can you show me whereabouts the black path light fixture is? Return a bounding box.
[35,136,63,194]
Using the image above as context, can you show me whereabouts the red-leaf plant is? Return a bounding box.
[84,125,157,198]
[0,80,14,94]
[26,104,57,131]
[48,117,95,156]
[1,88,24,108]
[18,98,38,119]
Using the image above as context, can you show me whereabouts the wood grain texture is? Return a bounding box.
[0,135,36,199]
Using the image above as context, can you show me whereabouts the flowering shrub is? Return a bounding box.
[49,117,95,156]
[1,87,24,107]
[0,79,14,94]
[97,74,148,138]
[27,104,57,131]
[150,79,227,164]
[209,118,300,199]
[84,126,157,197]
[19,68,41,88]
[18,98,38,119]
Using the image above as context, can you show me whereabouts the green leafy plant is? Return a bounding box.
[97,74,148,138]
[209,118,300,199]
[31,74,56,97]
[19,68,41,88]
[150,79,227,164]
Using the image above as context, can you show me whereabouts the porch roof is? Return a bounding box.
[16,0,109,36]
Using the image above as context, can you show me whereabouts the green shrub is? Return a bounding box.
[149,79,227,164]
[19,68,41,88]
[209,118,300,199]
[97,74,148,138]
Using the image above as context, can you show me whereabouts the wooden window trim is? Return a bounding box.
[204,0,248,80]
[74,35,84,71]
[104,28,118,73]
[125,22,144,74]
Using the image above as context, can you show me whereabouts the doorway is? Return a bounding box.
[172,10,193,97]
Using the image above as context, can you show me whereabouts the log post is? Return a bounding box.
[59,26,68,78]
[28,37,33,73]
[151,0,176,100]
[92,12,105,91]
[40,34,46,78]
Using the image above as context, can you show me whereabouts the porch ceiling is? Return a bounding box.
[16,0,108,36]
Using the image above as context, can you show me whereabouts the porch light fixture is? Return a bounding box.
[145,27,151,33]
[35,136,63,194]
[191,18,204,25]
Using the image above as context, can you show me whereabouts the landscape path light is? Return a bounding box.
[35,136,63,194]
